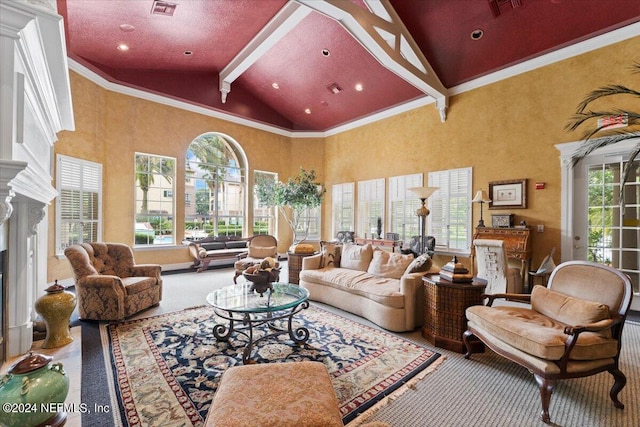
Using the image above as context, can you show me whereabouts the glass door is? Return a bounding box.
[572,151,640,311]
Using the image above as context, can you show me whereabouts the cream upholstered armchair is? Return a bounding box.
[233,235,279,283]
[463,261,633,424]
[64,242,162,321]
[473,239,523,294]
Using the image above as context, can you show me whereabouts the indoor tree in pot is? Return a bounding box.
[255,168,325,252]
[566,61,640,202]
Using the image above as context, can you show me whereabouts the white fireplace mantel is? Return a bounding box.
[1,0,74,358]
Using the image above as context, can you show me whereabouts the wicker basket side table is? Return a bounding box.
[287,252,318,285]
[422,275,486,353]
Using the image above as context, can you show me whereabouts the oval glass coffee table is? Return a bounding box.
[206,283,310,364]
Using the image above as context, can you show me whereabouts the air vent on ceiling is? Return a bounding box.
[327,83,343,95]
[489,0,522,18]
[151,1,178,16]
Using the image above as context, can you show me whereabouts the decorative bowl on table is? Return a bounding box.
[243,258,280,296]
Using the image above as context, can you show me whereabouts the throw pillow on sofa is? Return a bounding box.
[367,249,414,279]
[403,254,433,275]
[341,243,373,271]
[320,242,342,268]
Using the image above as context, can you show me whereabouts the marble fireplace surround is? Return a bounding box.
[0,0,74,359]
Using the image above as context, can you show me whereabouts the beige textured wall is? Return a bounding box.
[48,36,638,281]
[49,71,292,280]
[321,36,639,270]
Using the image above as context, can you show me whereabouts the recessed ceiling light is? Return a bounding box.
[183,51,193,56]
[117,44,129,51]
[304,108,311,114]
[321,48,331,57]
[355,83,363,92]
[470,29,484,40]
[119,24,135,32]
[272,82,280,89]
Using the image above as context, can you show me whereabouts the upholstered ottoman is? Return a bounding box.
[205,361,343,427]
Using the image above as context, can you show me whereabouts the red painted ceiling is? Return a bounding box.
[57,0,640,132]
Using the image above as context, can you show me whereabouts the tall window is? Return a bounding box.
[389,173,423,241]
[332,182,354,236]
[56,155,102,255]
[185,133,246,239]
[135,153,176,245]
[428,167,472,252]
[254,170,277,235]
[358,178,385,238]
[294,207,321,242]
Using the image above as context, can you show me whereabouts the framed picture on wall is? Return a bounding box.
[489,179,527,209]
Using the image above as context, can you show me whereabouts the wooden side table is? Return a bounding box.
[422,275,486,353]
[287,252,317,285]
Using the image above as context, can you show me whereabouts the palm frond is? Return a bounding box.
[575,85,640,113]
[565,110,640,132]
[618,145,640,211]
[571,132,640,167]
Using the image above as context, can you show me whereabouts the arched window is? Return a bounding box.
[185,133,247,239]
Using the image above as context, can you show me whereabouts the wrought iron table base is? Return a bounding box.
[213,300,310,364]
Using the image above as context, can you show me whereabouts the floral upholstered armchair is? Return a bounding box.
[64,242,162,321]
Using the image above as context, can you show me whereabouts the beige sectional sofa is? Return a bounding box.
[299,243,439,332]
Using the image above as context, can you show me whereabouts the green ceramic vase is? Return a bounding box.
[0,352,69,427]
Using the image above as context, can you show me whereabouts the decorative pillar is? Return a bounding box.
[0,0,74,358]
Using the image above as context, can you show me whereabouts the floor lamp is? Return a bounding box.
[408,186,439,255]
[472,190,491,227]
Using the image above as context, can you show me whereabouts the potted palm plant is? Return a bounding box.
[255,168,325,251]
[566,62,640,202]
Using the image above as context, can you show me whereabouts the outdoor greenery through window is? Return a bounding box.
[56,155,102,255]
[135,153,175,245]
[185,134,245,239]
[428,167,472,253]
[253,171,277,235]
[587,160,639,294]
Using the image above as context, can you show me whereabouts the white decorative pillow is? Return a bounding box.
[367,249,414,279]
[248,245,277,258]
[340,243,373,271]
[403,254,433,275]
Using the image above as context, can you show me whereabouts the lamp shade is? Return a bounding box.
[472,190,491,203]
[408,186,439,200]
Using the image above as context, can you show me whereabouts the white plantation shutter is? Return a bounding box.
[357,178,385,237]
[428,167,472,252]
[389,173,423,241]
[56,155,102,255]
[332,183,354,236]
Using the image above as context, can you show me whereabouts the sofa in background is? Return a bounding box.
[64,242,162,321]
[299,242,439,332]
[185,236,249,272]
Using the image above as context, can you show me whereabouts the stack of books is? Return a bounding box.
[439,256,474,283]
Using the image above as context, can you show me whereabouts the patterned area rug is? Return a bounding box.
[101,305,442,426]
